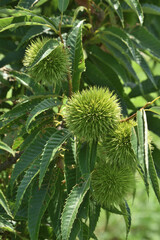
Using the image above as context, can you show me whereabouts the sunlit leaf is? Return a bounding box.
[0,141,15,156]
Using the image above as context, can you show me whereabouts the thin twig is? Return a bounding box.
[120,96,160,123]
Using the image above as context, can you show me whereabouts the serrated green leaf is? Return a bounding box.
[10,128,57,188]
[64,138,77,193]
[90,140,98,172]
[89,201,100,236]
[137,164,149,196]
[77,191,89,220]
[124,0,143,25]
[129,76,160,98]
[87,44,130,84]
[0,141,15,156]
[26,98,60,131]
[69,219,81,240]
[18,25,49,49]
[14,157,40,215]
[0,190,13,218]
[48,172,64,239]
[143,109,149,173]
[39,129,70,187]
[0,16,49,32]
[28,39,59,69]
[78,221,89,240]
[28,170,59,240]
[58,0,70,13]
[131,26,160,61]
[0,97,43,130]
[0,9,57,33]
[0,216,15,233]
[137,110,144,164]
[104,205,125,215]
[147,106,160,115]
[10,71,45,94]
[120,201,131,240]
[142,3,160,15]
[131,127,138,158]
[79,142,90,177]
[85,59,120,89]
[79,221,98,240]
[18,0,39,9]
[101,41,139,82]
[104,0,124,26]
[61,176,90,240]
[67,20,85,92]
[149,148,160,203]
[100,27,156,88]
[134,50,157,89]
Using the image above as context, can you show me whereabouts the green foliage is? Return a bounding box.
[1,0,160,239]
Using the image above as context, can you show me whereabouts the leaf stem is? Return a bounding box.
[121,96,160,122]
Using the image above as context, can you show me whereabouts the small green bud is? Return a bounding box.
[23,37,70,86]
[64,87,121,142]
[98,120,136,169]
[91,160,135,208]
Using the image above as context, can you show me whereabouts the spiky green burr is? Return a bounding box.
[91,160,135,208]
[98,120,136,169]
[23,37,70,86]
[64,87,121,142]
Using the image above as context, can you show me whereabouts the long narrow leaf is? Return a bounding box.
[10,71,45,94]
[67,21,85,92]
[124,0,143,25]
[14,157,40,215]
[104,0,124,26]
[149,148,160,203]
[0,190,13,218]
[147,106,160,115]
[48,172,64,239]
[119,201,131,240]
[18,0,40,9]
[64,138,77,193]
[28,170,59,240]
[28,39,59,69]
[89,201,100,237]
[58,0,70,13]
[26,98,60,131]
[79,142,90,177]
[0,216,15,233]
[0,9,58,33]
[137,110,144,164]
[131,127,138,158]
[143,109,149,173]
[0,141,15,156]
[39,129,70,187]
[142,3,160,15]
[61,176,90,240]
[131,26,160,60]
[10,128,57,188]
